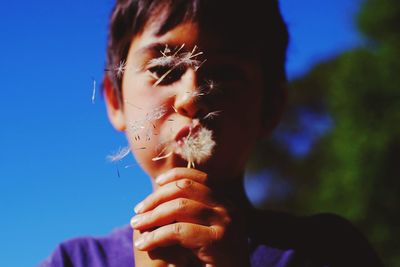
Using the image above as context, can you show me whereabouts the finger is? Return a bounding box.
[134,222,222,251]
[134,179,215,213]
[155,167,208,186]
[131,198,217,230]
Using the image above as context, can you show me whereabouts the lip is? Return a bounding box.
[175,122,201,142]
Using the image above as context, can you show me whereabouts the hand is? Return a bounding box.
[131,167,251,267]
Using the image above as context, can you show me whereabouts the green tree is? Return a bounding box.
[249,0,400,265]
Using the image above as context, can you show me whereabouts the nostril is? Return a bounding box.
[180,108,189,115]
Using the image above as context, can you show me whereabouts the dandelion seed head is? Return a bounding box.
[175,127,216,165]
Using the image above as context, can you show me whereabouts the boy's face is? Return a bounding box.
[106,19,267,183]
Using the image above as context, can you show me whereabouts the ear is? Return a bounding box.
[104,75,126,131]
[259,83,288,138]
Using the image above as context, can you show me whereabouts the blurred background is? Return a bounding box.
[0,0,398,266]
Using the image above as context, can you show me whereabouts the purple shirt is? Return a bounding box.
[38,225,295,267]
[39,212,383,267]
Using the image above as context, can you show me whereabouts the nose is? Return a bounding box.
[173,68,207,118]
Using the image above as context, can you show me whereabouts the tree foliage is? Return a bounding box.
[249,0,400,265]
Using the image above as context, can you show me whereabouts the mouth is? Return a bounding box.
[174,120,201,143]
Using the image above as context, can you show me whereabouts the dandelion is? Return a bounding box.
[152,122,216,169]
[107,146,131,162]
[175,127,216,168]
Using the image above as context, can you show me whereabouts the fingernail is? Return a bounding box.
[130,215,142,227]
[155,173,167,184]
[134,235,145,249]
[134,202,145,213]
[134,233,147,249]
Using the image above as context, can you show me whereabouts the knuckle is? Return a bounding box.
[176,178,193,190]
[202,173,208,183]
[176,198,188,212]
[148,209,156,221]
[170,168,178,178]
[145,231,155,243]
[173,223,184,237]
[210,226,223,242]
[213,206,230,222]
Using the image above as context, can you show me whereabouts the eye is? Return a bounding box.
[148,64,186,86]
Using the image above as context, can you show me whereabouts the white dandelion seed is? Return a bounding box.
[91,78,96,104]
[161,44,171,56]
[115,60,127,78]
[203,111,222,120]
[147,55,177,68]
[124,100,143,110]
[205,80,218,92]
[146,105,167,121]
[194,59,207,72]
[173,43,186,56]
[107,146,131,162]
[149,44,205,87]
[128,120,145,133]
[146,69,160,80]
[152,142,173,161]
[186,90,206,102]
[152,150,173,161]
[152,66,177,87]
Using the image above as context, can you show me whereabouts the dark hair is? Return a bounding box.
[105,0,289,119]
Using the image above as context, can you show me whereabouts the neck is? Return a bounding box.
[209,173,254,214]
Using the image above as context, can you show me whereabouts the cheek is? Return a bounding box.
[201,88,262,177]
[122,78,177,177]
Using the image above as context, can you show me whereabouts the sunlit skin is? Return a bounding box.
[105,17,279,267]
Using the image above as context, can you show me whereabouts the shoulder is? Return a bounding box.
[297,213,384,266]
[38,225,134,267]
[249,211,383,267]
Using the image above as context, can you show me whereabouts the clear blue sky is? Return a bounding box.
[0,0,362,265]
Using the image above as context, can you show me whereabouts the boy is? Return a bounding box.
[40,0,383,266]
